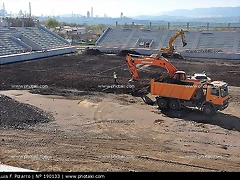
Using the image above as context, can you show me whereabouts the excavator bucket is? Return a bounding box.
[183,41,187,47]
[173,53,184,59]
[161,53,169,58]
[142,93,155,105]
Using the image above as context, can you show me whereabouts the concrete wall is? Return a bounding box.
[98,47,121,54]
[10,35,32,51]
[98,46,240,60]
[39,26,70,44]
[95,27,111,45]
[0,47,77,65]
[21,36,42,51]
[181,52,240,60]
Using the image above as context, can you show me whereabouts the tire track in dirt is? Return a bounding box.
[135,155,219,171]
[2,127,239,172]
[93,100,113,123]
[47,138,206,171]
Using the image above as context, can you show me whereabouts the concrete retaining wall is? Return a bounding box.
[0,47,77,65]
[97,47,240,60]
[181,52,240,60]
[95,27,111,45]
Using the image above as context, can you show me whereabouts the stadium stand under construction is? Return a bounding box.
[95,27,240,60]
[0,25,76,65]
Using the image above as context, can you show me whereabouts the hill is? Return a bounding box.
[159,7,240,17]
[134,7,240,22]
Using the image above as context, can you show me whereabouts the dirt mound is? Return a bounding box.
[117,50,141,56]
[0,94,53,129]
[83,48,103,55]
[0,54,239,95]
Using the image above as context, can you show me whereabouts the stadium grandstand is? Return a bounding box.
[0,18,76,65]
[95,22,240,60]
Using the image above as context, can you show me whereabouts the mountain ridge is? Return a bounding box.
[133,7,240,19]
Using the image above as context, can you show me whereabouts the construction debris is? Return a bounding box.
[83,48,103,55]
[117,50,141,56]
[0,95,52,129]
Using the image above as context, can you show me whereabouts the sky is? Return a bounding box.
[1,0,240,17]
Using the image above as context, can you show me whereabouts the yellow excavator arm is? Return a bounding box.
[168,29,187,51]
[160,29,187,58]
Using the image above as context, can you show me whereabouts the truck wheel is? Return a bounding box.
[203,105,216,116]
[157,98,168,109]
[169,99,180,110]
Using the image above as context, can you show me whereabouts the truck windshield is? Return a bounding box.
[220,84,228,97]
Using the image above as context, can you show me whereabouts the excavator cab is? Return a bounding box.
[173,71,187,81]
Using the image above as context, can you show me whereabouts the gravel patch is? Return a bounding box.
[0,94,53,129]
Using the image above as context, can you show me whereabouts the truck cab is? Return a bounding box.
[203,81,229,115]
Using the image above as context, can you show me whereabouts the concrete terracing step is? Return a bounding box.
[192,32,201,49]
[122,29,137,49]
[157,30,170,49]
[233,32,240,53]
[99,28,113,46]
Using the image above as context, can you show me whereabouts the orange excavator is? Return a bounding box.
[126,53,229,116]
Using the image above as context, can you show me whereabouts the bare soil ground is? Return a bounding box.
[0,52,240,172]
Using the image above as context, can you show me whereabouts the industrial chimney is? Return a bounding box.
[91,7,93,18]
[3,2,5,17]
[29,2,31,17]
[168,22,170,30]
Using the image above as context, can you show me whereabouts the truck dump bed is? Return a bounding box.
[150,79,199,100]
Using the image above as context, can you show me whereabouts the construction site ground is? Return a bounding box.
[0,52,240,172]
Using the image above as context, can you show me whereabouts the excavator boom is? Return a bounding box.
[169,29,187,50]
[126,54,178,81]
[160,29,187,59]
[125,53,211,84]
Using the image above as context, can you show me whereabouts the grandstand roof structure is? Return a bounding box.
[95,27,240,59]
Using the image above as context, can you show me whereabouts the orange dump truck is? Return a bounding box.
[150,79,229,116]
[125,53,229,116]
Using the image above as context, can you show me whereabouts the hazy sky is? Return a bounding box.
[1,0,240,17]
